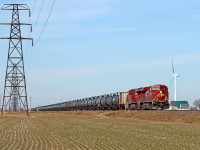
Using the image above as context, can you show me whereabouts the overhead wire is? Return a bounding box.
[27,0,55,78]
[25,1,37,83]
[31,0,37,14]
[25,0,43,78]
[26,18,33,81]
[24,0,56,79]
[34,0,56,45]
[25,0,56,78]
[33,0,45,29]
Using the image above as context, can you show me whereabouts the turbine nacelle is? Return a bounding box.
[172,73,180,77]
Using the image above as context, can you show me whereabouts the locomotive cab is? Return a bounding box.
[149,84,169,109]
[150,85,168,101]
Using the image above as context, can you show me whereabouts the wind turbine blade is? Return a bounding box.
[172,58,174,74]
[169,77,174,90]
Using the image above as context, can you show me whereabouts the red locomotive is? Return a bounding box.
[128,84,169,110]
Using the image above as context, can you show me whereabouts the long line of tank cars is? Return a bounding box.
[32,84,169,111]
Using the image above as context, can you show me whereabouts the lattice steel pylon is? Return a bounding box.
[0,4,33,116]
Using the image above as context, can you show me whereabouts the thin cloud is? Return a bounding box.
[44,44,89,52]
[90,27,135,34]
[29,53,200,80]
[31,8,108,24]
[32,26,135,39]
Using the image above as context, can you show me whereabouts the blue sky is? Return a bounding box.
[0,0,200,107]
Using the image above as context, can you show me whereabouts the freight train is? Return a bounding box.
[32,84,169,111]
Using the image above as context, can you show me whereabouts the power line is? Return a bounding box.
[33,0,45,29]
[27,44,34,81]
[35,0,56,45]
[25,0,56,75]
[24,17,32,77]
[31,0,37,13]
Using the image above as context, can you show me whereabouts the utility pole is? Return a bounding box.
[0,4,33,116]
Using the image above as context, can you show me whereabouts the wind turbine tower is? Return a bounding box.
[172,59,180,101]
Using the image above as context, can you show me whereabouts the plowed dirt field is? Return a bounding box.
[0,111,200,150]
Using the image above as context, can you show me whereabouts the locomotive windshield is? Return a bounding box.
[160,87,168,90]
[151,87,159,90]
[151,87,168,91]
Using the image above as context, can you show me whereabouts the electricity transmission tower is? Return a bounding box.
[0,4,33,116]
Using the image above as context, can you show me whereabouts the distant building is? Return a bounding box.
[170,101,190,110]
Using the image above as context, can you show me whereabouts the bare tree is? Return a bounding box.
[193,99,200,109]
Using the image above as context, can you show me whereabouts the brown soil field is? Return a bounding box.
[56,110,200,124]
[0,111,200,150]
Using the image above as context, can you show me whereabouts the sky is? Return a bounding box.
[0,0,200,107]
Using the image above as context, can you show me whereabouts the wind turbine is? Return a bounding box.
[172,59,180,101]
